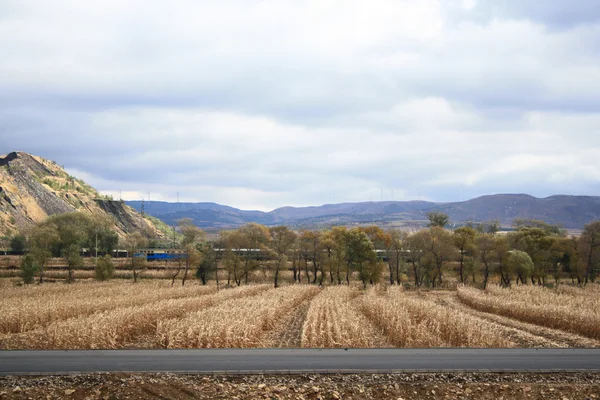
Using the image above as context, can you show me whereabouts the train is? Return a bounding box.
[133,248,187,261]
[2,248,398,262]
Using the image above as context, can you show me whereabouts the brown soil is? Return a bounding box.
[262,300,311,347]
[1,373,599,399]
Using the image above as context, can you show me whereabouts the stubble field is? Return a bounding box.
[1,281,599,350]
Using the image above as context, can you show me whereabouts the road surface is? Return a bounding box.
[1,349,599,375]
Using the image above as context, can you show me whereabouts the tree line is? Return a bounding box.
[9,211,600,288]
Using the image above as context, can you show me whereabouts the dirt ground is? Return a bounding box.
[1,372,599,400]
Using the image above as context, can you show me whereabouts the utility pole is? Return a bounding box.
[141,198,145,216]
[95,231,98,264]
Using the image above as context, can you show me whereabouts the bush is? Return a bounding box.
[95,255,115,281]
[20,254,38,284]
[10,234,26,253]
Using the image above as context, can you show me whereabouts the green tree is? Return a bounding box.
[345,228,378,287]
[299,230,324,285]
[453,226,477,284]
[556,237,583,284]
[196,243,219,286]
[470,220,500,235]
[20,254,38,284]
[427,212,450,228]
[508,227,557,285]
[62,244,83,282]
[507,250,534,285]
[323,226,348,285]
[95,255,115,281]
[27,224,59,284]
[361,226,397,285]
[10,234,26,253]
[579,221,600,283]
[48,213,89,282]
[269,226,297,288]
[83,215,119,257]
[513,219,565,236]
[475,233,496,289]
[238,223,270,284]
[494,236,511,287]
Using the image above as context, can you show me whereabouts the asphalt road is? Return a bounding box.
[1,349,599,375]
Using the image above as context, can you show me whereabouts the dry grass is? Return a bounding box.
[157,285,320,348]
[359,287,513,348]
[1,285,270,349]
[458,285,600,340]
[0,281,217,334]
[300,286,389,348]
[554,284,600,296]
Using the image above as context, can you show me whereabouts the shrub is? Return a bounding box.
[20,254,38,284]
[10,234,26,252]
[95,255,115,281]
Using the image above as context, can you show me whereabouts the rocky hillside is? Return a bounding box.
[0,151,162,239]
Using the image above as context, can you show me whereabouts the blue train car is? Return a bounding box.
[134,248,187,261]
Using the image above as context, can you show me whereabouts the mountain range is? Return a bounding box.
[126,194,600,231]
[1,151,597,240]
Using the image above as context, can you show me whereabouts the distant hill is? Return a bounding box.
[126,194,600,230]
[422,194,600,229]
[0,152,163,239]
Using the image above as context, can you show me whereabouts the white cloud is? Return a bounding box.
[1,0,599,210]
[461,0,476,11]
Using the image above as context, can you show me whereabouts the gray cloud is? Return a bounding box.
[471,0,600,29]
[1,0,599,210]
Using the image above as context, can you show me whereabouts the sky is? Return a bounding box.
[1,0,599,211]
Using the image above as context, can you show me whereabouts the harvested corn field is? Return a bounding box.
[1,280,599,349]
[458,285,600,341]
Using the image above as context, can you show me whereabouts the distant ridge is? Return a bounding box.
[127,194,600,230]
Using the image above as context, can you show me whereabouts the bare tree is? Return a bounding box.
[123,232,148,283]
[178,218,205,286]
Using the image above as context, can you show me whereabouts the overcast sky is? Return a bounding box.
[1,0,599,210]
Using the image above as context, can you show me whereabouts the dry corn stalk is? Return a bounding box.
[359,287,512,348]
[1,285,269,349]
[157,285,319,348]
[300,286,389,348]
[458,285,600,340]
[0,281,217,334]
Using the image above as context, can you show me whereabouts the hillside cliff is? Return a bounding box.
[0,152,162,239]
